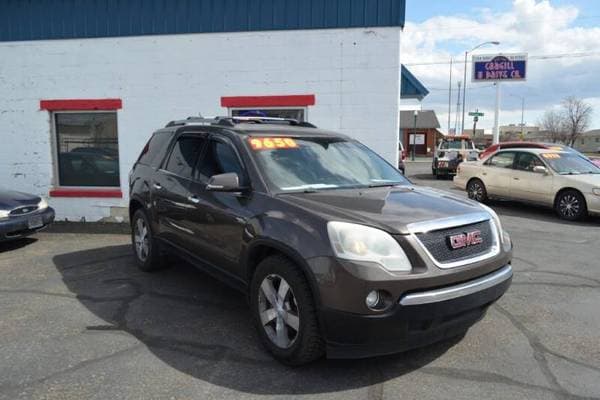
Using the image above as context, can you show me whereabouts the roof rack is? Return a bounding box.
[165,116,317,128]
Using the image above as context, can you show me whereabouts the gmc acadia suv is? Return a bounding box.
[129,116,513,365]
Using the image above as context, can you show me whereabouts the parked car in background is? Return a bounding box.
[129,116,513,365]
[398,142,406,174]
[432,136,479,178]
[480,141,600,168]
[455,148,600,220]
[0,190,54,241]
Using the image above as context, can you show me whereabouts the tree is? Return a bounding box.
[561,96,592,147]
[539,109,566,143]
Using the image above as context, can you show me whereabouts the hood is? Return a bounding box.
[279,185,488,234]
[0,189,41,210]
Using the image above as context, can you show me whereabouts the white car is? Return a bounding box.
[454,148,600,220]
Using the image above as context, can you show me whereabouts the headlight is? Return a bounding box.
[0,210,9,220]
[327,221,412,272]
[479,204,512,252]
[38,197,49,210]
[593,188,600,196]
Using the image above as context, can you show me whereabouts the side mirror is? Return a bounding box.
[206,172,244,192]
[533,166,548,174]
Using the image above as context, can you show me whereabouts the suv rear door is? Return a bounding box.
[186,135,251,279]
[152,134,206,251]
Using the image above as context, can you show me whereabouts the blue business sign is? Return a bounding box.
[472,53,527,82]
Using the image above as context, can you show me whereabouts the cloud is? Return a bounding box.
[402,0,600,132]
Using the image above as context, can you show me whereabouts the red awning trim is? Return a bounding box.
[40,99,123,111]
[49,188,123,198]
[221,95,315,108]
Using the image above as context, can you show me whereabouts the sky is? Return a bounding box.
[403,0,600,133]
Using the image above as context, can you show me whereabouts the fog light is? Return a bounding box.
[365,290,380,309]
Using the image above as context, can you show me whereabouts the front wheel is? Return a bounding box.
[555,190,587,221]
[467,179,488,203]
[250,255,324,365]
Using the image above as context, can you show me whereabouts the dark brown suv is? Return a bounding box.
[129,116,513,365]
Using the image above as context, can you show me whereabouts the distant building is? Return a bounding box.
[400,110,443,156]
[499,125,541,141]
[573,130,600,153]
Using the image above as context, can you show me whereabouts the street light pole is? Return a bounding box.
[461,41,500,134]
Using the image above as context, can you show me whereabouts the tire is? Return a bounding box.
[131,209,166,271]
[250,255,324,366]
[555,190,587,221]
[467,178,488,203]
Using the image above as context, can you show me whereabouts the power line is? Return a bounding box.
[404,51,600,66]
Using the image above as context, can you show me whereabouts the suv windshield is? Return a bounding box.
[542,153,600,175]
[247,137,408,192]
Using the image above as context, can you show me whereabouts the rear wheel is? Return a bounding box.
[131,209,167,271]
[555,190,587,221]
[250,255,324,365]
[467,179,488,203]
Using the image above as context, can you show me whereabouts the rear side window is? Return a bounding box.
[486,152,515,168]
[137,132,173,168]
[165,136,206,179]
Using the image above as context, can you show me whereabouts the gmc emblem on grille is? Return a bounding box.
[448,230,483,250]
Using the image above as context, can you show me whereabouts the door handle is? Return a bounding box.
[513,177,520,180]
[188,195,200,204]
[153,183,162,190]
[482,172,487,176]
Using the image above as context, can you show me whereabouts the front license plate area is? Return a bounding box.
[28,215,44,229]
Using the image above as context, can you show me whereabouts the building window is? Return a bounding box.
[230,107,306,121]
[54,112,120,187]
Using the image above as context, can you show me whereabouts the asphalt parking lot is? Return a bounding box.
[1,161,599,400]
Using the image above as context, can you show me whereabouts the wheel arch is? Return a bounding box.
[244,239,322,309]
[554,187,587,208]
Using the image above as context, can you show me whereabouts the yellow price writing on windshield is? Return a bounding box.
[541,153,561,159]
[249,137,298,150]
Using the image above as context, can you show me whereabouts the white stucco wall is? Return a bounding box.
[0,27,402,221]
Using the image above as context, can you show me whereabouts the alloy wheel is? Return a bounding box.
[469,182,484,201]
[559,194,580,218]
[258,274,300,349]
[134,217,150,262]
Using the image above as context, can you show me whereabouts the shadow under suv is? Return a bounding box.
[129,116,513,365]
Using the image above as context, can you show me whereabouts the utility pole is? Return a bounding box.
[454,81,462,135]
[447,58,453,134]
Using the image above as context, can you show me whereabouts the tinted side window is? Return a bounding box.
[137,132,174,168]
[515,152,544,172]
[196,140,245,184]
[165,137,205,179]
[487,152,515,168]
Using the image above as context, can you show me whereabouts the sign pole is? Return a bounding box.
[493,82,501,145]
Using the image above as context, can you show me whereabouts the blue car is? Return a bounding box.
[0,190,55,242]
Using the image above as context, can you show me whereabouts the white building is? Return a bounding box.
[0,0,414,221]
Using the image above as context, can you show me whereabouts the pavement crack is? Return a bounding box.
[494,304,592,399]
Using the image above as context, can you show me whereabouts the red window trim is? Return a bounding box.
[49,188,123,198]
[221,95,315,108]
[40,99,122,111]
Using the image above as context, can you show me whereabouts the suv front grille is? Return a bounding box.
[415,220,495,265]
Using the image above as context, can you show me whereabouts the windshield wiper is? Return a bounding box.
[368,182,404,188]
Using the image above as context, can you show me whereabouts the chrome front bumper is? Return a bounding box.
[399,265,513,306]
